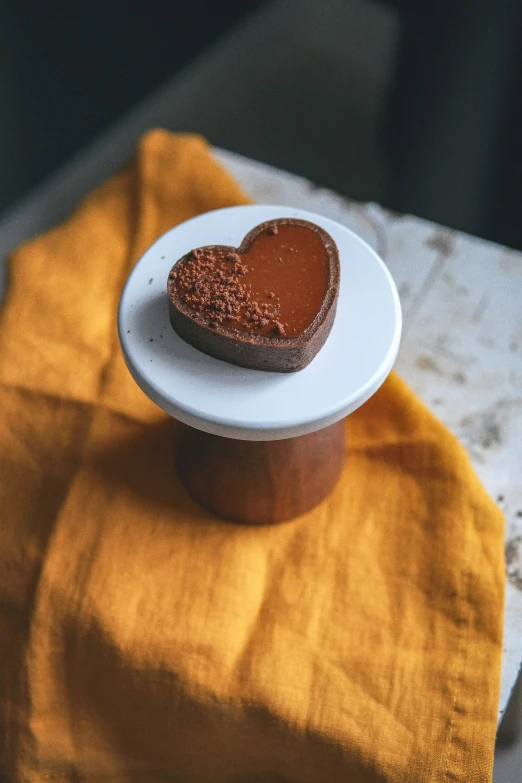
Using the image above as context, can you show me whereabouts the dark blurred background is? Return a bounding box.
[1,0,522,249]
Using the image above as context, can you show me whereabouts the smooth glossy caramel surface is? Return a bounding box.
[237,224,330,336]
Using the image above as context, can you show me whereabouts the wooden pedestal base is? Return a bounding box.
[177,420,346,525]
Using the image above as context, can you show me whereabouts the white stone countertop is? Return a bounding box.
[0,144,520,724]
[215,150,522,724]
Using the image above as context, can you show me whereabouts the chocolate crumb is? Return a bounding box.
[149,338,153,342]
[273,321,286,336]
[267,225,278,235]
[172,246,286,336]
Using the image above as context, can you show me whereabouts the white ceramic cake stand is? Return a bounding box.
[118,205,401,524]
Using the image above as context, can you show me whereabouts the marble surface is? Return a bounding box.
[216,149,522,723]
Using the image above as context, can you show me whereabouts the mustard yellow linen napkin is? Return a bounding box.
[0,130,504,783]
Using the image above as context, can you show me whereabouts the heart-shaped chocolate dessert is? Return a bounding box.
[167,218,340,372]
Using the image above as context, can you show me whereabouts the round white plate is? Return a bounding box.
[118,205,401,440]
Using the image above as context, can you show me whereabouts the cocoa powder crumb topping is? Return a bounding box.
[170,247,283,335]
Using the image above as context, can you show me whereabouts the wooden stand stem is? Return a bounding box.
[177,420,346,525]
